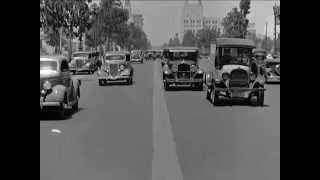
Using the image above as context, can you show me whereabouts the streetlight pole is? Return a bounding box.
[265,22,268,50]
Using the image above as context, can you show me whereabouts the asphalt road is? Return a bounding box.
[40,60,280,180]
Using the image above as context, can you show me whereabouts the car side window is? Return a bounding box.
[61,60,69,72]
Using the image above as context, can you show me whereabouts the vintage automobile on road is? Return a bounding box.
[131,50,144,63]
[265,58,280,83]
[162,47,204,91]
[97,51,134,86]
[205,38,266,106]
[69,51,98,74]
[40,56,81,118]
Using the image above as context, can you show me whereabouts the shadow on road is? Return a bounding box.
[40,107,84,121]
[99,80,136,86]
[206,98,270,108]
[266,82,280,85]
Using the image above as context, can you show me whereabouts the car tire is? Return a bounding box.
[210,88,219,106]
[98,80,104,86]
[164,82,170,91]
[58,102,67,120]
[257,91,264,106]
[72,96,79,112]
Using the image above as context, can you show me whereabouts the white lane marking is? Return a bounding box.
[152,61,184,180]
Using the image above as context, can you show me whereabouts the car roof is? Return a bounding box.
[266,58,280,63]
[164,46,199,52]
[216,38,255,48]
[40,55,67,62]
[105,51,130,55]
[253,48,268,54]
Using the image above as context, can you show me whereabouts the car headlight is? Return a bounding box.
[43,81,52,90]
[250,72,257,81]
[86,63,90,67]
[164,70,171,75]
[171,65,178,72]
[222,72,229,81]
[120,65,125,70]
[197,69,203,74]
[122,69,130,75]
[191,65,197,72]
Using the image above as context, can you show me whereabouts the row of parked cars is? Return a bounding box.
[40,49,146,118]
[160,38,280,106]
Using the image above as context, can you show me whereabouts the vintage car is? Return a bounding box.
[162,47,204,91]
[40,56,81,118]
[131,50,143,63]
[69,51,98,74]
[265,58,280,83]
[205,38,266,106]
[97,51,134,85]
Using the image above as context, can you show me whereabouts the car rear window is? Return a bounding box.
[40,61,57,71]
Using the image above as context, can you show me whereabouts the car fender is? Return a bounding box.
[45,85,67,102]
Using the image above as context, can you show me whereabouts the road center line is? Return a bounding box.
[152,61,184,180]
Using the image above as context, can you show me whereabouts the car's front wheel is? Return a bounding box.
[58,102,67,119]
[72,95,79,112]
[98,80,104,86]
[257,90,264,106]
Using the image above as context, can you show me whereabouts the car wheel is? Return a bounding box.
[58,102,67,119]
[210,89,219,106]
[72,96,79,112]
[164,82,170,91]
[98,80,104,86]
[257,90,265,106]
[206,86,211,100]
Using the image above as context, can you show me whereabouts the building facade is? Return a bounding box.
[132,14,144,29]
[181,0,222,39]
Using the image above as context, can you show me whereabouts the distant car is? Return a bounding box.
[69,51,98,74]
[205,38,266,106]
[265,58,280,83]
[40,56,81,118]
[162,46,204,91]
[131,50,143,63]
[97,51,134,85]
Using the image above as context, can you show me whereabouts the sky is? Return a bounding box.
[130,0,280,46]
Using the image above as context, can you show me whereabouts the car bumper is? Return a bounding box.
[164,78,203,84]
[214,87,266,98]
[98,75,130,81]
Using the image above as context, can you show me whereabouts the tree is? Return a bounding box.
[239,0,251,38]
[40,0,91,58]
[222,7,247,38]
[182,30,196,46]
[45,29,68,54]
[196,26,220,47]
[172,33,180,46]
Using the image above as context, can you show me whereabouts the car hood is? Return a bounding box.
[221,65,249,74]
[40,70,59,80]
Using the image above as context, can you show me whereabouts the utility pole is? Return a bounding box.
[265,22,268,50]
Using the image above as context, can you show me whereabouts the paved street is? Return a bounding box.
[40,60,280,180]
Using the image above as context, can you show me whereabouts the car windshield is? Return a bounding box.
[40,61,57,71]
[168,51,198,61]
[105,55,125,61]
[220,47,251,66]
[73,53,89,58]
[132,54,140,59]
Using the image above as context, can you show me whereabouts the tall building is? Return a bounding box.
[132,14,144,29]
[181,0,222,39]
[181,0,204,37]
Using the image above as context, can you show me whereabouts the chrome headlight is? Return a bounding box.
[85,63,90,67]
[249,72,257,81]
[164,70,171,75]
[43,81,52,90]
[122,69,130,75]
[171,65,178,72]
[120,65,125,70]
[222,72,229,81]
[197,69,203,74]
[191,65,197,72]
